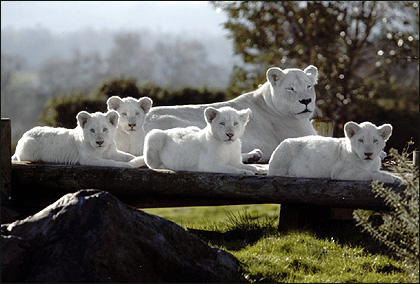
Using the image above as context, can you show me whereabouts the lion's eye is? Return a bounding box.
[358,139,364,143]
[135,112,140,116]
[220,122,226,126]
[286,87,295,92]
[373,139,378,143]
[122,112,127,116]
[103,128,108,132]
[90,129,95,133]
[233,122,239,126]
[307,85,313,89]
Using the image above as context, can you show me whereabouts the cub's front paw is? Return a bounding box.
[239,169,256,175]
[129,156,146,168]
[243,149,263,163]
[250,164,268,175]
[376,173,402,184]
[391,175,403,184]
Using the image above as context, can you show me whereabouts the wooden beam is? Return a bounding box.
[11,161,404,210]
[1,119,12,203]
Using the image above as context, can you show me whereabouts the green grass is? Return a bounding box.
[234,232,412,283]
[144,204,280,231]
[143,205,418,283]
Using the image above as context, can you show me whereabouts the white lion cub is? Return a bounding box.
[12,111,145,168]
[268,121,402,183]
[107,96,153,156]
[144,106,268,175]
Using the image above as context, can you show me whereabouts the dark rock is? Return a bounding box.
[1,189,245,283]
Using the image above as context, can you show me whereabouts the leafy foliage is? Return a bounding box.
[39,78,228,128]
[39,92,106,128]
[212,1,419,150]
[98,77,143,99]
[353,145,419,276]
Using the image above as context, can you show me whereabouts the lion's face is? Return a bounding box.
[107,96,153,134]
[77,111,119,151]
[265,66,318,119]
[344,121,392,163]
[204,106,251,143]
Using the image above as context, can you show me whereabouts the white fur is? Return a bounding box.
[143,66,319,163]
[268,121,402,183]
[12,111,145,168]
[144,106,268,175]
[107,96,153,156]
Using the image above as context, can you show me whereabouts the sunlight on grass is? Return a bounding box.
[142,204,418,283]
[232,232,414,283]
[143,204,280,230]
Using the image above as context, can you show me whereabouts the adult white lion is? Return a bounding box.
[143,65,319,162]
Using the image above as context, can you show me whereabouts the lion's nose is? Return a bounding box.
[299,99,312,106]
[364,152,373,157]
[226,133,234,139]
[96,141,104,146]
[128,124,136,128]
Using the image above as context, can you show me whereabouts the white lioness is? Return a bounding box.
[12,111,145,168]
[106,96,153,156]
[268,121,402,183]
[144,106,268,175]
[143,65,319,163]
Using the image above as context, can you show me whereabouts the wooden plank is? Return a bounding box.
[11,161,404,210]
[1,119,12,204]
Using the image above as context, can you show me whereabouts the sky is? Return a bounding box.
[1,1,228,37]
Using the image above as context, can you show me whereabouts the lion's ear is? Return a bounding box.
[344,121,360,138]
[304,65,318,84]
[266,67,284,86]
[239,108,252,125]
[77,111,91,129]
[204,107,219,124]
[139,97,153,114]
[377,124,393,141]
[106,110,119,127]
[107,96,122,111]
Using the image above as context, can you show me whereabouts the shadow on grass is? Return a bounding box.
[303,217,394,256]
[188,209,395,258]
[188,227,274,251]
[187,209,278,251]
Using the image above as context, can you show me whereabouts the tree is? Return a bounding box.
[212,1,419,150]
[38,49,107,95]
[105,32,156,82]
[154,38,225,90]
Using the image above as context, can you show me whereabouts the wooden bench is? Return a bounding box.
[1,118,406,230]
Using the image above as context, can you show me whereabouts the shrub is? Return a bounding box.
[353,144,419,277]
[39,78,228,128]
[97,77,142,99]
[39,92,106,128]
[97,78,227,106]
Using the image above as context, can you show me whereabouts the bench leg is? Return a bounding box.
[278,204,332,231]
[1,119,12,202]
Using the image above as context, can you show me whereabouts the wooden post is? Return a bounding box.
[413,151,419,167]
[1,118,12,203]
[311,119,334,137]
[278,119,352,231]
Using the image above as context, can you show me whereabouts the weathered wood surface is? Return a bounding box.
[11,161,404,210]
[1,119,12,203]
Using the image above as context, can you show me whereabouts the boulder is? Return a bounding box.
[1,189,245,283]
